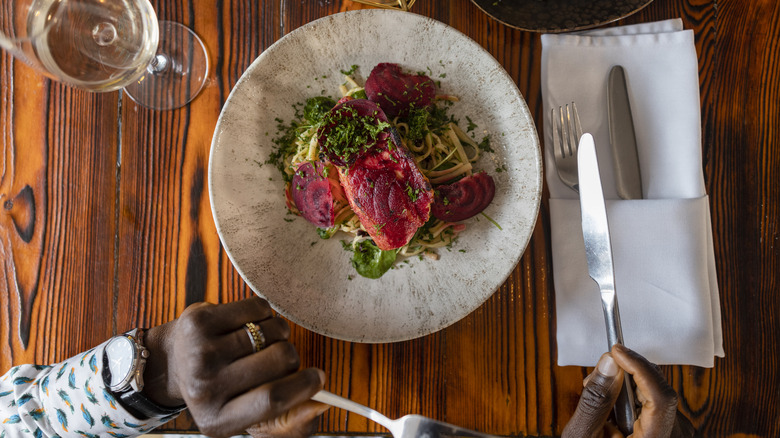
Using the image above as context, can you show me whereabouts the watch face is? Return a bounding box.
[105,336,136,388]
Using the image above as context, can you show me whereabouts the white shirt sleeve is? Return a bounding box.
[0,340,181,438]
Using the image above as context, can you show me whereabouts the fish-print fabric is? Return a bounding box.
[0,340,180,437]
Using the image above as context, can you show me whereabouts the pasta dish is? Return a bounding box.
[265,63,496,278]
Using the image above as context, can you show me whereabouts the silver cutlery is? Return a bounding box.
[312,390,500,438]
[608,65,643,199]
[551,102,583,193]
[577,133,638,435]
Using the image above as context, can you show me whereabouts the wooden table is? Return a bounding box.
[1,0,778,436]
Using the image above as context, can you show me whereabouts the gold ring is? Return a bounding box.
[244,322,266,353]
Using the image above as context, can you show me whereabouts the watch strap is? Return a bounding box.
[117,389,186,420]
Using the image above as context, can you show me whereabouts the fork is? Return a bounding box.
[551,102,583,193]
[312,390,499,438]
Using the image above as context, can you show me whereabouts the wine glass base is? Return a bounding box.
[124,21,209,110]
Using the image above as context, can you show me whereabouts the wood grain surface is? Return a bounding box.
[1,0,778,436]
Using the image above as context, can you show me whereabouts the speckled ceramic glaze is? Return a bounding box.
[471,0,655,33]
[208,10,542,343]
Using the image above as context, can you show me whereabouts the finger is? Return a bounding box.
[182,297,275,336]
[562,353,624,438]
[198,368,325,437]
[226,317,291,360]
[246,400,330,438]
[603,421,624,438]
[611,345,678,438]
[582,368,597,387]
[219,341,302,400]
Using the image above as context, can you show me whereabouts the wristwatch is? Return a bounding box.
[102,329,185,419]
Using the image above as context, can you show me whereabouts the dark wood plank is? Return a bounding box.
[694,0,780,435]
[0,58,118,367]
[115,0,231,430]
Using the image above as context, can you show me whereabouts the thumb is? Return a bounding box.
[563,353,625,438]
[246,401,330,438]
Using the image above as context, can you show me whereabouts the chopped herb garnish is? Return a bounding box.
[320,105,391,164]
[426,103,456,136]
[340,64,359,76]
[317,227,337,239]
[481,212,503,230]
[405,185,421,202]
[405,108,429,143]
[477,134,494,153]
[465,116,478,133]
[303,96,336,124]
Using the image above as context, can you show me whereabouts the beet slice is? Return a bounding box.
[339,146,433,250]
[284,182,300,215]
[432,172,496,222]
[290,161,343,228]
[317,99,391,167]
[365,63,435,118]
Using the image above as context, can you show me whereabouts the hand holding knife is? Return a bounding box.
[577,134,638,435]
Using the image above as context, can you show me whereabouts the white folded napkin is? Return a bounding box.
[541,19,724,367]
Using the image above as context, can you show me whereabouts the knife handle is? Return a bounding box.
[601,294,637,434]
[614,372,637,435]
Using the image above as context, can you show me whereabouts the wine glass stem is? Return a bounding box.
[149,54,170,74]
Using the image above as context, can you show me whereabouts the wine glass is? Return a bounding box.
[0,0,208,110]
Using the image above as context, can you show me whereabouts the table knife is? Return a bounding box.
[608,65,643,199]
[577,133,637,435]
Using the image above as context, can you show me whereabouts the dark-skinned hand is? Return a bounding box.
[142,297,326,438]
[562,344,696,438]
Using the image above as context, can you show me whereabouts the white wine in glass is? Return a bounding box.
[1,0,208,110]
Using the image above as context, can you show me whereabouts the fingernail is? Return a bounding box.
[612,344,631,355]
[314,402,331,415]
[597,354,619,377]
[316,369,327,386]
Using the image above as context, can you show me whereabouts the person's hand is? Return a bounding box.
[245,401,330,438]
[562,344,696,438]
[144,297,326,437]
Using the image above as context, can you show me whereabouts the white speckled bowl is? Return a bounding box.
[208,10,541,343]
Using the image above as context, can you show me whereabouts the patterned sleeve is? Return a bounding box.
[0,340,181,438]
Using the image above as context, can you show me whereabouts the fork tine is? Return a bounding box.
[571,101,583,146]
[551,107,561,160]
[560,104,571,156]
[566,103,581,156]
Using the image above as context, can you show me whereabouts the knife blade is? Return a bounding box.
[577,133,637,435]
[608,65,643,199]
